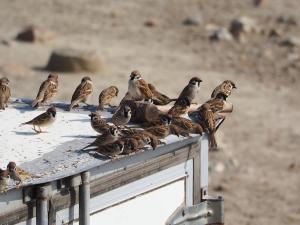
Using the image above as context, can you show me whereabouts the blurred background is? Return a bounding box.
[0,0,299,224]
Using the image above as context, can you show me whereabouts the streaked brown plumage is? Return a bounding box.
[168,97,191,117]
[171,117,203,135]
[211,80,236,100]
[174,77,202,106]
[147,83,176,105]
[204,97,224,113]
[68,76,93,111]
[31,74,59,108]
[82,126,120,150]
[128,70,153,101]
[145,115,183,139]
[198,103,217,149]
[120,137,140,154]
[7,162,22,184]
[21,106,56,133]
[112,105,132,126]
[120,128,159,150]
[98,86,119,110]
[89,112,111,134]
[0,168,9,193]
[0,77,11,110]
[94,140,124,159]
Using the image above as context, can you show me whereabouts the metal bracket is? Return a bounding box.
[166,197,224,225]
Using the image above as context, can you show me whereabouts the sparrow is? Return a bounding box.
[68,76,93,111]
[7,162,22,184]
[0,168,9,193]
[97,86,119,110]
[167,97,191,117]
[121,128,159,150]
[31,74,59,108]
[82,126,120,150]
[112,105,132,126]
[120,137,140,155]
[147,83,176,105]
[94,140,124,159]
[0,77,11,110]
[128,70,153,101]
[89,112,111,134]
[145,115,183,139]
[20,106,56,133]
[197,103,217,150]
[171,117,203,135]
[174,77,202,106]
[211,80,236,100]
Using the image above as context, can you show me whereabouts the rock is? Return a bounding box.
[269,28,283,38]
[277,15,297,26]
[253,0,267,7]
[229,17,257,40]
[280,36,300,47]
[144,19,158,27]
[182,15,203,26]
[16,26,55,43]
[46,48,104,72]
[0,63,33,76]
[210,27,233,42]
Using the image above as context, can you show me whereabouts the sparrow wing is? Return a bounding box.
[137,79,153,99]
[205,98,224,113]
[23,112,50,125]
[32,80,50,107]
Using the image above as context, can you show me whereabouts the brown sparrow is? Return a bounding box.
[174,77,202,106]
[120,137,140,154]
[197,103,217,150]
[94,140,124,159]
[31,74,59,108]
[7,162,22,184]
[0,168,9,193]
[89,112,111,134]
[0,77,11,110]
[68,76,93,111]
[112,105,132,126]
[211,80,236,100]
[168,97,191,117]
[147,83,176,105]
[121,128,159,150]
[82,126,120,150]
[171,117,203,135]
[128,70,153,101]
[98,86,119,110]
[145,115,182,139]
[21,106,56,133]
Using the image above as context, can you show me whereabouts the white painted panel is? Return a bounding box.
[75,180,184,225]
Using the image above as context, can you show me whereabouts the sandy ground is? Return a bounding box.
[0,0,300,224]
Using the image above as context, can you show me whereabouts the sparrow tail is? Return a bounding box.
[31,99,40,108]
[208,132,218,150]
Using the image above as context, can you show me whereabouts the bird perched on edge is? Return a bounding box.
[7,162,22,185]
[20,106,56,133]
[174,77,202,106]
[0,168,9,193]
[31,74,59,108]
[145,115,183,139]
[98,86,119,110]
[168,97,191,117]
[93,140,124,159]
[82,126,120,150]
[128,70,153,101]
[68,76,93,111]
[211,80,236,100]
[112,105,132,126]
[171,116,203,135]
[197,103,217,150]
[0,77,11,110]
[89,112,111,134]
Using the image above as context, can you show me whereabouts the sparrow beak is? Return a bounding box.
[233,86,237,89]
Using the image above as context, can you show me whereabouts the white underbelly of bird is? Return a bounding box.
[128,81,141,99]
